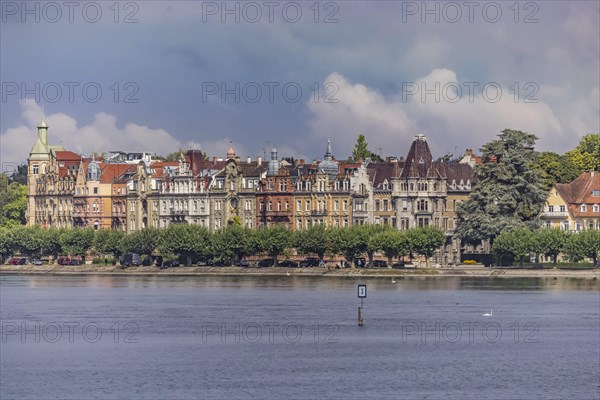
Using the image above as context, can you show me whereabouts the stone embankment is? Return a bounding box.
[1,264,599,279]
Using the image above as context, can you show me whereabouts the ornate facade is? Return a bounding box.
[27,118,80,228]
[27,122,483,263]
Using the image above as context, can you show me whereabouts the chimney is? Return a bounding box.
[299,159,305,165]
[257,157,262,165]
[212,156,217,163]
[247,157,251,163]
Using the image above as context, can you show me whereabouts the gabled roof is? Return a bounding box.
[556,172,600,217]
[100,164,137,184]
[446,163,476,184]
[55,150,82,161]
[239,161,267,177]
[149,161,179,168]
[366,162,400,189]
[399,135,444,178]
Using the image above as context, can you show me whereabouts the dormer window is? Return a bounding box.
[593,190,600,197]
[580,204,587,212]
[593,204,599,213]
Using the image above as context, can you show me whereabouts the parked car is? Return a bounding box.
[121,253,141,267]
[234,259,251,267]
[161,259,180,268]
[196,257,211,266]
[141,256,153,266]
[372,260,388,268]
[258,258,275,267]
[211,259,232,267]
[299,257,320,268]
[69,259,81,266]
[57,257,72,266]
[6,257,28,265]
[279,260,299,268]
[32,259,43,265]
[392,262,405,269]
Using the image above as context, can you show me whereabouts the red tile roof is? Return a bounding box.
[556,172,600,218]
[100,164,137,184]
[55,150,82,161]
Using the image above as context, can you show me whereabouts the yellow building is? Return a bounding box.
[27,118,80,228]
[540,172,600,232]
[73,159,135,230]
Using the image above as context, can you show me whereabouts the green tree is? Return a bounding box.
[371,229,411,266]
[2,185,27,225]
[407,226,445,267]
[0,177,27,226]
[164,150,185,162]
[121,228,160,257]
[254,226,291,266]
[456,129,548,245]
[159,224,211,265]
[563,229,600,265]
[39,228,63,259]
[8,164,28,185]
[6,226,42,257]
[60,228,95,259]
[492,227,534,266]
[531,228,569,265]
[533,152,581,188]
[564,134,600,172]
[328,228,359,267]
[351,134,382,161]
[294,224,331,260]
[363,224,388,265]
[94,229,125,261]
[211,225,255,262]
[0,228,11,262]
[352,135,370,160]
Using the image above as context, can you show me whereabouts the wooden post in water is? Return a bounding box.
[357,284,366,327]
[358,304,364,326]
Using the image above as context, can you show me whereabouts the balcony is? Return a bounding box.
[311,209,328,216]
[262,210,291,216]
[353,210,368,218]
[170,210,188,216]
[540,211,568,218]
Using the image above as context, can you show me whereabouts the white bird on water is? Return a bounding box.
[391,278,396,283]
[286,271,290,276]
[482,310,493,317]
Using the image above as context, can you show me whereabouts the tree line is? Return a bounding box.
[456,130,599,246]
[0,224,446,267]
[493,227,600,266]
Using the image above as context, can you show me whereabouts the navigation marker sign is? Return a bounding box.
[358,284,367,298]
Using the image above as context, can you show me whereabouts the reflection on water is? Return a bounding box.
[6,273,599,291]
[1,274,599,400]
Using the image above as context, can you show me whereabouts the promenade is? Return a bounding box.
[2,264,599,279]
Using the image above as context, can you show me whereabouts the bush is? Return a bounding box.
[91,257,115,265]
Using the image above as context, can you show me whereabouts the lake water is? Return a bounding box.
[1,274,599,400]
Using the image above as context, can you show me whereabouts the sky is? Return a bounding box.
[1,1,599,169]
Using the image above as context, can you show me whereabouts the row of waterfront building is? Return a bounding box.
[25,118,600,264]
